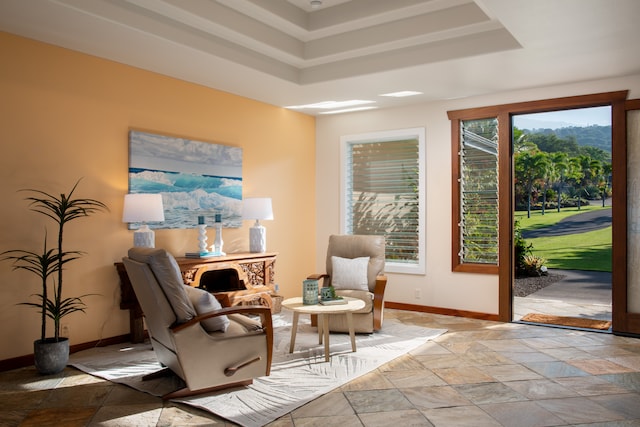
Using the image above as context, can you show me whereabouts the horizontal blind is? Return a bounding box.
[460,118,499,264]
[347,139,419,263]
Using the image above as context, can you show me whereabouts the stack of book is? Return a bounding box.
[319,298,347,305]
[184,251,223,259]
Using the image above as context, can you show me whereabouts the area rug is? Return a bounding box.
[520,313,611,330]
[70,313,446,427]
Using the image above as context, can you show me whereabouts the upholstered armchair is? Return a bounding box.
[309,234,387,333]
[122,247,273,399]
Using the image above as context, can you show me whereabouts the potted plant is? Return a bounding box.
[1,179,107,374]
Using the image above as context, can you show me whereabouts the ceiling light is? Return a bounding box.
[319,106,378,115]
[380,91,423,98]
[286,100,375,110]
[310,0,322,9]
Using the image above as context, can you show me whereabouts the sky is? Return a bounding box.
[513,106,611,130]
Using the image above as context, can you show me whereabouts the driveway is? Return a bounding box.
[521,207,612,239]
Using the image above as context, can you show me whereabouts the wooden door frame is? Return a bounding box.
[497,91,628,322]
[612,98,640,334]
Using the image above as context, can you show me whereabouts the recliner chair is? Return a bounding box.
[122,247,273,399]
[308,234,387,333]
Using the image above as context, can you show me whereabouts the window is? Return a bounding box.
[459,118,499,265]
[449,109,504,274]
[341,128,425,274]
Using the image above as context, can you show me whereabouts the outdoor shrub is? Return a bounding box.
[514,220,533,277]
[522,255,548,277]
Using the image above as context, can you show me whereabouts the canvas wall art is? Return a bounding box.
[128,130,242,229]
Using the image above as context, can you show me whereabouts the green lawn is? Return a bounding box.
[515,206,612,272]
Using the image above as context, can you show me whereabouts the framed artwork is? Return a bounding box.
[128,130,242,229]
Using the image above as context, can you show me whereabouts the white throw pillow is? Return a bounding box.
[184,286,230,333]
[331,256,370,291]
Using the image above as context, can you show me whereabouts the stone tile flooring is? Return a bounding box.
[1,309,639,426]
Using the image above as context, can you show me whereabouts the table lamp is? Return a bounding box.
[122,193,165,248]
[243,197,273,253]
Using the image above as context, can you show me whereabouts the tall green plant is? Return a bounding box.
[1,179,107,342]
[2,235,59,341]
[514,220,532,277]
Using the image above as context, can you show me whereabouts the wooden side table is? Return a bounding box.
[282,296,365,362]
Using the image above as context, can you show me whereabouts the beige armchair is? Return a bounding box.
[122,247,273,399]
[309,234,387,333]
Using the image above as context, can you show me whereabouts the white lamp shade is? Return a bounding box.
[242,197,274,220]
[122,193,165,223]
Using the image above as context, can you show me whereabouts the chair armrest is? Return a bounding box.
[372,274,387,331]
[373,275,387,300]
[172,305,272,333]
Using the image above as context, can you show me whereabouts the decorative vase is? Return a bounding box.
[34,338,69,375]
[212,213,225,255]
[303,279,319,305]
[197,216,208,253]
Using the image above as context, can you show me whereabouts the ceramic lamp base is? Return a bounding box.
[249,224,266,253]
[133,225,155,248]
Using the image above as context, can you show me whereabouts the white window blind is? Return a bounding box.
[459,118,499,265]
[342,128,424,273]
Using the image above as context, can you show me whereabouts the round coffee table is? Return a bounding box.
[282,296,365,362]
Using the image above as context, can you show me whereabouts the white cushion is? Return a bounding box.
[184,286,230,333]
[331,256,370,291]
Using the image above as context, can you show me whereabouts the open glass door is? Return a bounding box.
[512,107,612,330]
[613,99,640,335]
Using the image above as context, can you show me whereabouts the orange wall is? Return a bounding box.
[0,32,316,361]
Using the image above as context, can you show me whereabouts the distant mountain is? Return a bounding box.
[514,117,577,130]
[520,124,612,153]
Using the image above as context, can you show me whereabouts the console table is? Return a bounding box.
[115,252,277,343]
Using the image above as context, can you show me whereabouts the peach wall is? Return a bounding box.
[0,32,316,361]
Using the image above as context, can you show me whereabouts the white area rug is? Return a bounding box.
[70,312,446,427]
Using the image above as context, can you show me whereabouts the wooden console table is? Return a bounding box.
[115,252,277,343]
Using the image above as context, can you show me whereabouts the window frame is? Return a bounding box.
[449,110,506,274]
[340,127,426,275]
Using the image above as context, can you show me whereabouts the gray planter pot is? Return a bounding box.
[34,338,69,375]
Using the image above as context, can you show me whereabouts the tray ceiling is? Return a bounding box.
[1,0,639,114]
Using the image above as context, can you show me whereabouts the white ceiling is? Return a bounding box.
[1,0,639,115]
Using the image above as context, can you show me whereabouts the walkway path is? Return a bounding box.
[514,269,612,322]
[521,207,611,239]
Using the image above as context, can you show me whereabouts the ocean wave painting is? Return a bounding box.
[128,131,242,229]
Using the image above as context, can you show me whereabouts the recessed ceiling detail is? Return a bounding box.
[42,0,521,84]
[1,0,639,114]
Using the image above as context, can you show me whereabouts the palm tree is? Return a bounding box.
[537,152,554,215]
[574,155,602,209]
[550,152,569,212]
[515,150,550,218]
[599,162,613,206]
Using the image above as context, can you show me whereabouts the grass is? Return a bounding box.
[516,205,612,272]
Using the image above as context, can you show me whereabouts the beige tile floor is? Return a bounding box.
[1,309,640,426]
